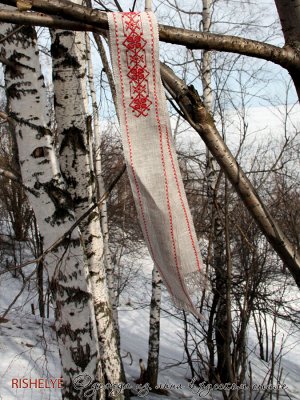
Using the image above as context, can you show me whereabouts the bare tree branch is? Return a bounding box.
[0,167,20,181]
[93,33,118,110]
[0,0,300,73]
[0,9,105,33]
[161,63,300,289]
[0,24,24,43]
[113,0,123,12]
[1,269,36,318]
[131,0,137,12]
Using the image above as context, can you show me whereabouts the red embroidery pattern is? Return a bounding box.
[122,13,152,117]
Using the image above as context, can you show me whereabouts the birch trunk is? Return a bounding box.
[85,32,120,341]
[50,5,124,396]
[0,16,103,400]
[201,0,234,386]
[146,266,162,389]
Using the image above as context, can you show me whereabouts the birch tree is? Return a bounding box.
[49,5,124,395]
[146,266,162,389]
[201,0,235,386]
[0,17,103,400]
[85,31,120,338]
[4,0,296,289]
[0,2,300,395]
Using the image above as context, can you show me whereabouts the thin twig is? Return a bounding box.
[1,270,36,318]
[93,32,118,110]
[130,0,137,12]
[0,25,24,44]
[94,0,111,12]
[113,0,123,12]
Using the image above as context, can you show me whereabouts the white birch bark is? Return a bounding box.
[50,3,124,395]
[201,0,221,381]
[201,0,234,385]
[0,14,103,400]
[146,265,162,389]
[202,0,218,206]
[85,32,120,338]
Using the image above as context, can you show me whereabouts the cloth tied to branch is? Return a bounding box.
[108,11,205,317]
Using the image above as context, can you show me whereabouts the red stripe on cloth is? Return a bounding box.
[165,127,203,273]
[146,12,195,310]
[112,13,173,296]
[145,11,202,275]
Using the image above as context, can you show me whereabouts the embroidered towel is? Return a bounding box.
[108,11,204,317]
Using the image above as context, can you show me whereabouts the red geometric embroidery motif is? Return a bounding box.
[122,13,152,117]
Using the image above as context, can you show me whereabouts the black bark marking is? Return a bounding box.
[59,126,88,160]
[57,323,81,341]
[63,286,92,306]
[61,173,78,189]
[58,270,68,284]
[70,337,91,370]
[31,146,49,158]
[6,82,37,99]
[51,36,81,69]
[43,180,74,222]
[7,112,52,138]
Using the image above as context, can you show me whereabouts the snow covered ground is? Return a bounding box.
[0,254,300,400]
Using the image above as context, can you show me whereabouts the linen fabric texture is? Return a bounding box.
[108,11,205,317]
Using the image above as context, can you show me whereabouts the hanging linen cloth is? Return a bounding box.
[108,11,205,317]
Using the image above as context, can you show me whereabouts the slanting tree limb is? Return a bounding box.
[161,63,300,289]
[0,167,20,181]
[1,0,300,73]
[0,111,8,120]
[2,0,107,25]
[93,33,118,110]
